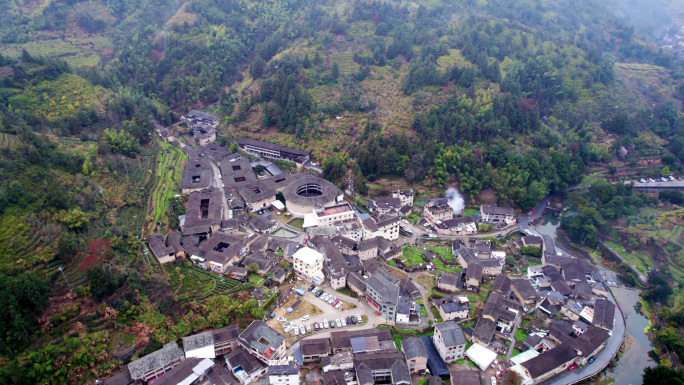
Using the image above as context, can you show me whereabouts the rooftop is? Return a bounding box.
[127,342,184,380]
[435,321,466,347]
[183,331,214,352]
[238,320,286,358]
[402,337,428,360]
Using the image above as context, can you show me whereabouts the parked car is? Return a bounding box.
[332,300,339,306]
[323,320,329,329]
[284,322,292,328]
[587,356,596,364]
[306,323,312,332]
[350,316,356,325]
[308,285,315,291]
[316,290,324,297]
[277,317,287,322]
[567,364,578,371]
[294,327,299,336]
[301,315,310,321]
[346,316,351,325]
[319,322,324,329]
[314,323,319,331]
[330,320,336,328]
[299,326,305,334]
[677,176,682,181]
[284,325,292,332]
[335,302,342,309]
[670,176,676,181]
[328,297,334,304]
[491,377,496,385]
[341,318,347,327]
[336,319,342,327]
[356,314,363,323]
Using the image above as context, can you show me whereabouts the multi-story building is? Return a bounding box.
[360,213,401,241]
[238,321,287,363]
[268,361,300,385]
[437,297,471,321]
[424,198,454,222]
[402,337,428,374]
[481,292,521,334]
[433,322,466,362]
[455,243,502,276]
[292,246,325,284]
[480,204,516,226]
[300,338,330,363]
[236,138,311,165]
[365,273,419,325]
[309,203,356,227]
[392,190,414,207]
[225,347,268,384]
[354,351,411,385]
[127,342,184,382]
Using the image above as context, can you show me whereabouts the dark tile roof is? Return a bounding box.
[237,138,310,157]
[166,232,184,254]
[440,300,471,314]
[330,328,392,351]
[465,264,484,282]
[354,350,411,385]
[592,298,615,330]
[183,331,214,352]
[250,214,275,231]
[268,361,298,376]
[570,325,610,356]
[322,370,347,385]
[101,367,133,385]
[183,188,223,235]
[300,338,330,356]
[225,346,265,375]
[398,277,420,297]
[428,376,445,385]
[154,358,210,385]
[435,321,466,347]
[437,272,463,289]
[146,234,174,259]
[491,275,512,295]
[199,232,246,266]
[482,292,520,322]
[238,320,285,358]
[347,272,366,291]
[512,279,539,301]
[472,318,496,345]
[366,274,400,307]
[213,324,240,344]
[481,205,515,216]
[521,345,577,379]
[181,156,213,190]
[522,235,543,245]
[451,369,481,385]
[419,336,450,377]
[402,337,428,360]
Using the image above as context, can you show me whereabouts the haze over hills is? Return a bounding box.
[0,0,683,383]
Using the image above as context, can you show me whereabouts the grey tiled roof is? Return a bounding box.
[127,342,183,380]
[225,346,265,375]
[592,298,615,330]
[435,321,466,347]
[268,361,298,375]
[472,318,496,345]
[238,320,285,357]
[402,337,427,360]
[183,331,214,352]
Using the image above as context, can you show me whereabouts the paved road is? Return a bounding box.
[209,160,230,221]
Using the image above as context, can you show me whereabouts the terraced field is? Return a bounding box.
[0,133,20,148]
[149,142,186,224]
[167,265,246,305]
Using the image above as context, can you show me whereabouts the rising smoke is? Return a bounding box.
[445,187,465,215]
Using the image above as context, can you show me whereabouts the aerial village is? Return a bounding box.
[100,111,620,385]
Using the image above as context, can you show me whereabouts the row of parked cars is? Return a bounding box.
[639,176,680,183]
[309,285,344,309]
[281,314,364,336]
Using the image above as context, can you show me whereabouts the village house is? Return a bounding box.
[146,234,176,264]
[433,321,467,362]
[402,337,428,374]
[127,342,184,382]
[183,331,216,359]
[392,189,414,207]
[199,232,247,274]
[238,320,286,363]
[367,197,402,214]
[480,205,516,226]
[511,278,540,309]
[292,246,325,284]
[354,350,412,385]
[321,350,354,373]
[436,272,464,293]
[268,361,300,385]
[424,198,454,222]
[360,213,401,241]
[225,347,267,384]
[464,264,484,291]
[481,292,521,334]
[437,296,471,321]
[300,338,330,363]
[454,243,502,276]
[183,188,223,236]
[450,369,481,385]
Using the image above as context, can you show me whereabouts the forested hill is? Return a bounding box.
[0,0,683,382]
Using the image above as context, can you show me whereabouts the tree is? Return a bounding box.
[661,166,671,178]
[643,365,684,385]
[62,208,89,230]
[248,263,259,273]
[87,267,121,301]
[331,62,340,79]
[520,246,542,258]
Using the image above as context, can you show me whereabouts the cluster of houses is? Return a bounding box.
[159,110,219,147]
[99,320,297,385]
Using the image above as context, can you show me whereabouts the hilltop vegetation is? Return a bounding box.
[0,0,683,382]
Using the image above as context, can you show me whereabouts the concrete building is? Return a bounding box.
[480,205,516,226]
[300,338,330,363]
[127,342,184,382]
[225,346,267,384]
[238,321,286,363]
[392,190,414,207]
[360,213,401,241]
[437,296,471,321]
[237,138,310,165]
[292,246,325,284]
[433,322,466,362]
[402,337,428,374]
[268,361,299,385]
[183,331,216,359]
[424,198,454,222]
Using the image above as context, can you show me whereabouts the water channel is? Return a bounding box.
[537,212,654,384]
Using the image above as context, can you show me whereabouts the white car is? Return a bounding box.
[341,318,347,327]
[491,377,497,385]
[335,302,342,309]
[356,314,362,323]
[336,319,342,327]
[306,323,312,332]
[284,325,292,332]
[300,326,306,334]
[294,327,299,336]
[328,297,334,304]
[323,319,329,329]
[319,322,324,329]
[277,317,287,322]
[284,322,293,328]
[301,315,310,321]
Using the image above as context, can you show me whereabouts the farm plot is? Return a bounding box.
[167,265,242,304]
[0,133,20,148]
[150,142,186,223]
[402,246,426,266]
[605,241,653,274]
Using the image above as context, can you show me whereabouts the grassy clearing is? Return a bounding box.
[166,1,199,27]
[402,245,426,266]
[605,241,652,274]
[436,48,472,68]
[287,218,304,229]
[463,208,479,216]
